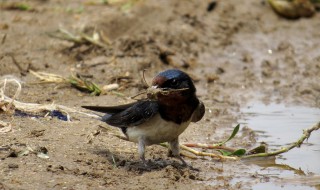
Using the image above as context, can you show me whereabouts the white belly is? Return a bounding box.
[125,114,191,145]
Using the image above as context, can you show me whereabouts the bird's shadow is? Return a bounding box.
[92,148,193,172]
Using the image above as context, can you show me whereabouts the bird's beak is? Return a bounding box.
[151,85,158,89]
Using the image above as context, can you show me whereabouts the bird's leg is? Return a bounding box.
[169,139,199,171]
[169,138,187,166]
[138,137,147,166]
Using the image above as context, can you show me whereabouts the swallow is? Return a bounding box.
[82,69,205,166]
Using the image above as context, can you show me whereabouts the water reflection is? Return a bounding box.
[239,102,320,189]
[242,157,306,176]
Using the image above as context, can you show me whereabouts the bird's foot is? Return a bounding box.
[177,156,199,171]
[167,149,173,157]
[141,157,149,167]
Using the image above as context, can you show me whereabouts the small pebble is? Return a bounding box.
[103,83,119,91]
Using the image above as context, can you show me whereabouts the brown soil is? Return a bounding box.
[1,0,319,189]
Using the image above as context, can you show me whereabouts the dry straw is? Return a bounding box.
[0,77,100,133]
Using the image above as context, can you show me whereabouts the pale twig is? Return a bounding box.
[2,95,100,120]
[0,120,12,133]
[183,143,236,152]
[131,86,191,101]
[179,144,238,161]
[142,69,149,87]
[130,90,147,100]
[148,87,190,96]
[146,87,190,101]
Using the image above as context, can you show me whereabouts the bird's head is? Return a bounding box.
[149,69,196,105]
[151,69,196,92]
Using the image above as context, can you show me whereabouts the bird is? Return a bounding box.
[82,69,205,166]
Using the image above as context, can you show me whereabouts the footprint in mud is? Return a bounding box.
[93,148,199,172]
[122,160,201,181]
[121,159,198,172]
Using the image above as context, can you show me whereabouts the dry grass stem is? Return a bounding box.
[30,70,102,95]
[29,70,68,84]
[130,87,190,101]
[48,27,111,49]
[0,77,100,122]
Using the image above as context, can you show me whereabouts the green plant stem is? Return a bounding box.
[242,122,320,159]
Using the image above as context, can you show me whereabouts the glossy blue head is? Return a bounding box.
[157,69,187,80]
[152,69,196,93]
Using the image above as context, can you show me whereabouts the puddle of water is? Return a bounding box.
[252,183,316,190]
[238,102,320,189]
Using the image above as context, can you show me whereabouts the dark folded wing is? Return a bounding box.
[191,100,205,122]
[82,102,137,114]
[103,101,159,128]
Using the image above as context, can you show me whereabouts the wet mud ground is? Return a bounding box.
[1,0,320,189]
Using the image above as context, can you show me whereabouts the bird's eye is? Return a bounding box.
[170,79,179,87]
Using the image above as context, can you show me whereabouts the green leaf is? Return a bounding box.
[16,3,31,11]
[218,149,246,157]
[218,124,240,146]
[231,149,246,156]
